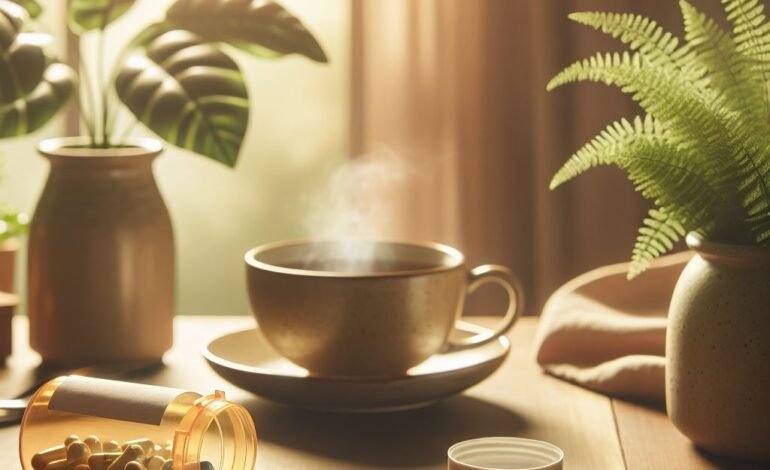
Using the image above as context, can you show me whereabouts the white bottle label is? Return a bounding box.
[48,376,189,425]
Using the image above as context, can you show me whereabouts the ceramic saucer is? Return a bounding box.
[202,321,510,412]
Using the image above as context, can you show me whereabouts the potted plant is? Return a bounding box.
[0,0,327,366]
[547,0,770,461]
[0,203,27,293]
[0,203,25,361]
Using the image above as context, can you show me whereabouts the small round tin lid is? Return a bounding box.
[447,437,564,470]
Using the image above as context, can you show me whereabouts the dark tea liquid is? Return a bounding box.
[282,259,437,273]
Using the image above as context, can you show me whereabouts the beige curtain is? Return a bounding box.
[351,0,725,313]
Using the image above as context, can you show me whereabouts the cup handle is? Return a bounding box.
[446,264,524,351]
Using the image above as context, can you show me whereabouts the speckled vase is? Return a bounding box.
[667,232,770,461]
[28,137,174,366]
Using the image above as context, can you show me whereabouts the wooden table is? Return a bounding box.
[0,316,763,469]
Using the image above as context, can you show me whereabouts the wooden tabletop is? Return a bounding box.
[0,316,762,469]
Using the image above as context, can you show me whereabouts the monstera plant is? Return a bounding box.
[1,0,326,165]
[6,0,328,366]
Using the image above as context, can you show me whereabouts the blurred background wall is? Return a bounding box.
[0,0,730,316]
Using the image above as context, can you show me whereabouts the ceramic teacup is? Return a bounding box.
[448,437,564,470]
[245,239,523,377]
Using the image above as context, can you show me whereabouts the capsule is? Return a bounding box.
[63,435,80,447]
[105,444,144,470]
[66,441,91,465]
[124,438,154,458]
[87,452,121,470]
[31,445,66,470]
[42,459,67,470]
[125,461,146,470]
[84,435,103,454]
[103,440,121,453]
[147,456,167,470]
[161,460,173,470]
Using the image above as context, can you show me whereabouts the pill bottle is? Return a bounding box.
[19,376,257,470]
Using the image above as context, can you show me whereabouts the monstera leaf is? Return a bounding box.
[0,2,76,137]
[8,0,41,18]
[164,0,327,62]
[69,0,136,32]
[115,30,249,166]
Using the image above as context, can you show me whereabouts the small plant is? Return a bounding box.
[548,0,770,278]
[0,0,327,167]
[0,203,27,244]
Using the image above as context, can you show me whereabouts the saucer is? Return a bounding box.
[202,321,510,412]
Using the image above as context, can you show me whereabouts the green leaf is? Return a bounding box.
[115,30,249,167]
[0,202,28,242]
[629,208,685,279]
[165,0,328,62]
[568,11,697,76]
[0,63,77,138]
[8,0,41,19]
[680,1,766,125]
[0,3,76,137]
[548,3,770,276]
[68,0,136,32]
[0,0,26,48]
[550,115,664,189]
[550,114,747,243]
[722,0,770,108]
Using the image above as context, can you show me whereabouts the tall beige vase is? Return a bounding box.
[28,137,174,365]
[667,232,770,461]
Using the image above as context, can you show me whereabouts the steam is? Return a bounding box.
[303,149,408,272]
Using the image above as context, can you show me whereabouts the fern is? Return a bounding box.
[629,208,686,279]
[723,0,770,108]
[549,2,770,278]
[568,12,700,78]
[680,0,766,124]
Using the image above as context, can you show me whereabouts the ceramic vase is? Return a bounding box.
[28,137,174,365]
[667,232,770,461]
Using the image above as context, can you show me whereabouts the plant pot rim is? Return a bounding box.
[38,136,163,160]
[686,232,770,266]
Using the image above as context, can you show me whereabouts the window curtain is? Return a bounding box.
[351,0,722,313]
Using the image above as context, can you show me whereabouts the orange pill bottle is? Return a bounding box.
[19,376,257,470]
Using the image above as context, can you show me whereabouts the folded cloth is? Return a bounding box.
[533,251,693,403]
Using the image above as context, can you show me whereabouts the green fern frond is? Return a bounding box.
[548,49,768,207]
[621,146,734,237]
[732,142,770,241]
[550,115,663,189]
[567,12,681,58]
[748,211,770,243]
[547,51,727,163]
[722,0,770,107]
[547,3,770,277]
[568,12,698,76]
[550,114,748,241]
[680,0,766,123]
[629,208,686,279]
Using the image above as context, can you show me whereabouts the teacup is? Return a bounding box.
[245,239,523,377]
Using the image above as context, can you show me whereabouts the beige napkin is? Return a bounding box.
[533,251,693,402]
